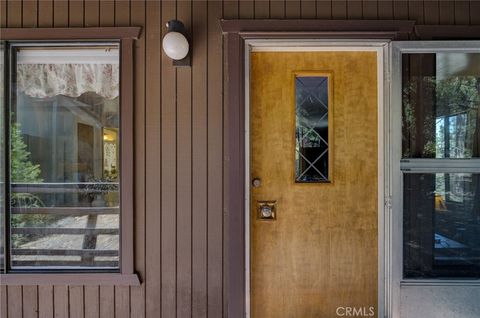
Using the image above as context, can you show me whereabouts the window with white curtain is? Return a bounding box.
[1,43,122,272]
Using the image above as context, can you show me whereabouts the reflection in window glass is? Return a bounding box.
[404,173,480,278]
[9,45,120,270]
[295,76,330,182]
[402,53,480,159]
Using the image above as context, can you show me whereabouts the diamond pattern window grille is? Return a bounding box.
[295,76,330,182]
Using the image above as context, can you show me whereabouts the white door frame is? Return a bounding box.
[244,39,392,318]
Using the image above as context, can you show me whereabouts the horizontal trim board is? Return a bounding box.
[17,48,119,64]
[1,273,140,286]
[401,280,480,287]
[251,46,385,52]
[222,20,480,42]
[415,26,480,39]
[11,261,117,267]
[12,207,119,215]
[0,27,142,40]
[400,159,480,173]
[12,248,118,256]
[247,39,390,47]
[392,40,480,52]
[11,228,119,235]
[239,32,407,39]
[220,19,415,34]
[402,169,480,173]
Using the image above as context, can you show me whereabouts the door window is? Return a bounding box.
[295,74,331,182]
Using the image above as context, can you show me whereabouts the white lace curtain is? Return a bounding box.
[15,48,119,100]
[16,63,119,100]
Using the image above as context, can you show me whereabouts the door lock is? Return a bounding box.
[252,177,262,188]
[257,201,276,220]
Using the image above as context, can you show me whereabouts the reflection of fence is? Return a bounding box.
[11,182,119,268]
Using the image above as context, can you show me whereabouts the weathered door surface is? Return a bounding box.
[250,51,378,318]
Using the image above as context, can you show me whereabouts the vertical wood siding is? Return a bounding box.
[0,0,478,317]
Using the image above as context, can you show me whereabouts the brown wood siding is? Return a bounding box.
[0,0,478,317]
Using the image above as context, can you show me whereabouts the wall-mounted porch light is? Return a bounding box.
[162,20,191,67]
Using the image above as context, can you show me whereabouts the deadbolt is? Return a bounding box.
[261,205,273,218]
[252,178,261,188]
[257,201,276,220]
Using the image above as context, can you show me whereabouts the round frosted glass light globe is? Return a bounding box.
[162,32,189,60]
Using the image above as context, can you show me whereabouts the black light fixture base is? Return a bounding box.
[166,19,191,67]
[173,54,191,67]
[166,20,185,33]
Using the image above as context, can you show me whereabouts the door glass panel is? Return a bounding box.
[402,53,480,159]
[403,173,480,278]
[295,75,330,182]
[9,45,120,270]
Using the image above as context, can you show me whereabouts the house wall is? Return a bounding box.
[0,1,479,317]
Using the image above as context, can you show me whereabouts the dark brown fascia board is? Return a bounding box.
[0,27,142,40]
[414,25,480,40]
[220,19,415,35]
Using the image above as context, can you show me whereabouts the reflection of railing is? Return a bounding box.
[12,182,119,193]
[10,182,119,268]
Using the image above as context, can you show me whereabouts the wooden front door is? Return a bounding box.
[250,51,379,318]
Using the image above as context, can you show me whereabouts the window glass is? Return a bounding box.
[403,173,480,278]
[9,45,120,270]
[402,53,480,159]
[295,75,330,182]
[402,51,480,279]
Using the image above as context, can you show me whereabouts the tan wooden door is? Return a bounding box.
[250,51,378,318]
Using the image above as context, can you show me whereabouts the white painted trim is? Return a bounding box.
[400,280,480,287]
[252,47,385,52]
[244,42,252,318]
[379,42,392,318]
[391,40,480,53]
[389,42,403,318]
[400,159,480,173]
[17,48,119,64]
[244,39,391,318]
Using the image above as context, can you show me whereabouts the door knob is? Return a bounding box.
[252,178,261,188]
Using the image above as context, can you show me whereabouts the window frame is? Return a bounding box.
[391,40,480,287]
[0,27,141,286]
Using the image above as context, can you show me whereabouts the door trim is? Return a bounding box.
[223,22,480,318]
[221,21,413,318]
[243,40,391,318]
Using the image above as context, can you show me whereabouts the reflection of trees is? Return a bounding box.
[403,74,480,267]
[10,122,51,246]
[11,122,42,183]
[403,76,480,158]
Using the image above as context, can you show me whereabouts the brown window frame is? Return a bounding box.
[0,27,141,286]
